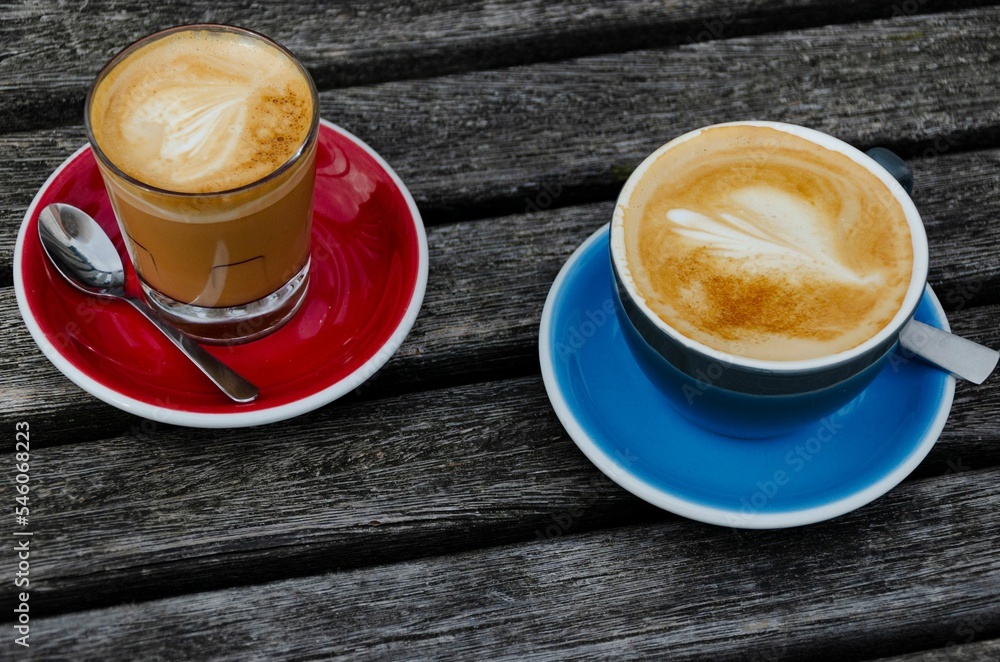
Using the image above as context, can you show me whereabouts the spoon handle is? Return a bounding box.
[125,297,260,403]
[898,319,999,385]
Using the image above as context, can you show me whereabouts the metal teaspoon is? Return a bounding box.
[899,318,998,385]
[37,203,260,403]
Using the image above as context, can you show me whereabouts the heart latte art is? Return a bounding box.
[86,27,318,311]
[621,125,914,361]
[88,29,313,193]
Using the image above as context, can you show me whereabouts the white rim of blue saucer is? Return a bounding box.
[539,224,956,529]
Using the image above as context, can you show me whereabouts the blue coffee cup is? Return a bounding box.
[609,122,929,438]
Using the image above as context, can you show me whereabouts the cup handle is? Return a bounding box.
[866,147,914,195]
[865,148,998,383]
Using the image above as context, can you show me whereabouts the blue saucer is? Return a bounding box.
[539,225,955,528]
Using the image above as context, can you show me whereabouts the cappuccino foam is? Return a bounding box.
[88,28,313,194]
[622,125,913,361]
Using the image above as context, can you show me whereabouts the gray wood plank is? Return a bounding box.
[319,6,1000,218]
[24,466,1000,660]
[2,4,997,660]
[912,148,1000,310]
[2,0,985,132]
[871,639,1000,661]
[2,5,999,254]
[2,375,658,617]
[4,353,999,619]
[4,146,1000,441]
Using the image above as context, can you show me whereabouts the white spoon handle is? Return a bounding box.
[898,319,999,385]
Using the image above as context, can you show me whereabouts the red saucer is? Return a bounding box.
[14,120,428,427]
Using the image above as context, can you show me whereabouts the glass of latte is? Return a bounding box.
[86,25,320,343]
[610,122,929,438]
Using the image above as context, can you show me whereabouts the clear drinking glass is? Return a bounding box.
[85,24,320,343]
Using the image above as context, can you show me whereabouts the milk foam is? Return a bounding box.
[89,29,314,194]
[665,187,873,284]
[622,125,913,361]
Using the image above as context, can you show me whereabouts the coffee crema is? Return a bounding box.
[621,124,913,361]
[88,28,313,194]
[86,26,318,316]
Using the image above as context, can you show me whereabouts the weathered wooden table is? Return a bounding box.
[3,1,999,659]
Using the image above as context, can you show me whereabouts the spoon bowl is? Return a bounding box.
[37,203,259,403]
[38,204,127,294]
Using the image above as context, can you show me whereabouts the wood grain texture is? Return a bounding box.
[24,467,1000,660]
[2,5,999,255]
[318,6,1000,219]
[0,201,603,441]
[911,148,1000,309]
[1,0,987,132]
[4,354,998,619]
[6,376,656,617]
[0,150,1000,443]
[3,145,1000,440]
[873,639,1000,661]
[3,4,1000,659]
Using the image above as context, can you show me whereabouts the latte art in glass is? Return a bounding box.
[85,25,318,323]
[622,124,913,361]
[126,80,249,185]
[89,29,313,194]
